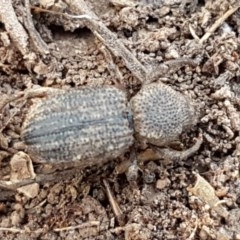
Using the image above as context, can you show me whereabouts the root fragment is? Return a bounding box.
[0,0,29,55]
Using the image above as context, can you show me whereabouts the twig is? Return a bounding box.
[0,227,25,233]
[186,222,198,240]
[0,92,24,112]
[0,182,18,191]
[99,45,124,83]
[103,179,125,226]
[24,0,49,54]
[0,222,99,234]
[54,221,100,232]
[0,101,26,133]
[189,24,200,41]
[0,0,29,55]
[200,5,240,44]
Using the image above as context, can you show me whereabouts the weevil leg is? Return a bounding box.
[153,133,203,161]
[115,150,139,183]
[146,58,199,84]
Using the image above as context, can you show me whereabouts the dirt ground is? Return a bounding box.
[0,0,240,239]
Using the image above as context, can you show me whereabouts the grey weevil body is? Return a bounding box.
[22,83,201,166]
[22,87,134,166]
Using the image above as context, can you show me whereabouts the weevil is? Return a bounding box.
[21,82,203,167]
